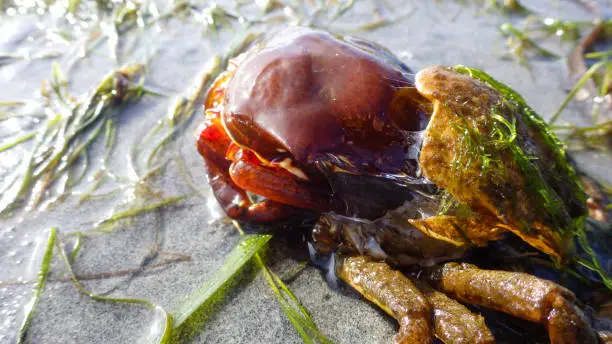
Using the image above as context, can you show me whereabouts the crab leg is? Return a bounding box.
[339,256,433,344]
[338,256,496,344]
[229,160,345,214]
[416,282,495,344]
[427,262,598,344]
[197,120,298,222]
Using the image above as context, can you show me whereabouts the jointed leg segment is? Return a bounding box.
[427,262,598,344]
[229,160,344,213]
[197,119,299,222]
[339,256,433,344]
[338,256,497,344]
[338,257,600,344]
[417,282,494,344]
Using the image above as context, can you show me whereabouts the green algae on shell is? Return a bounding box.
[415,65,588,260]
[416,65,612,288]
[452,65,588,231]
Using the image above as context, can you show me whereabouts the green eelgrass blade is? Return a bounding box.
[584,50,612,59]
[145,56,222,169]
[499,23,560,59]
[0,114,61,215]
[0,101,27,106]
[233,222,333,344]
[95,195,187,227]
[67,0,81,13]
[575,224,612,290]
[550,60,608,125]
[0,64,154,215]
[332,0,355,20]
[0,132,36,153]
[54,232,172,344]
[69,232,83,263]
[171,234,272,328]
[259,260,333,344]
[16,227,57,344]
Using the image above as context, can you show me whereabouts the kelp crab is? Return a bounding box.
[196,27,609,343]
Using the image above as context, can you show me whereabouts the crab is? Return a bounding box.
[196,27,609,343]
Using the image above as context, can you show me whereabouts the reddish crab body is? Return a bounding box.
[197,27,432,222]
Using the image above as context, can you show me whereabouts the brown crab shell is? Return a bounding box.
[217,27,431,178]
